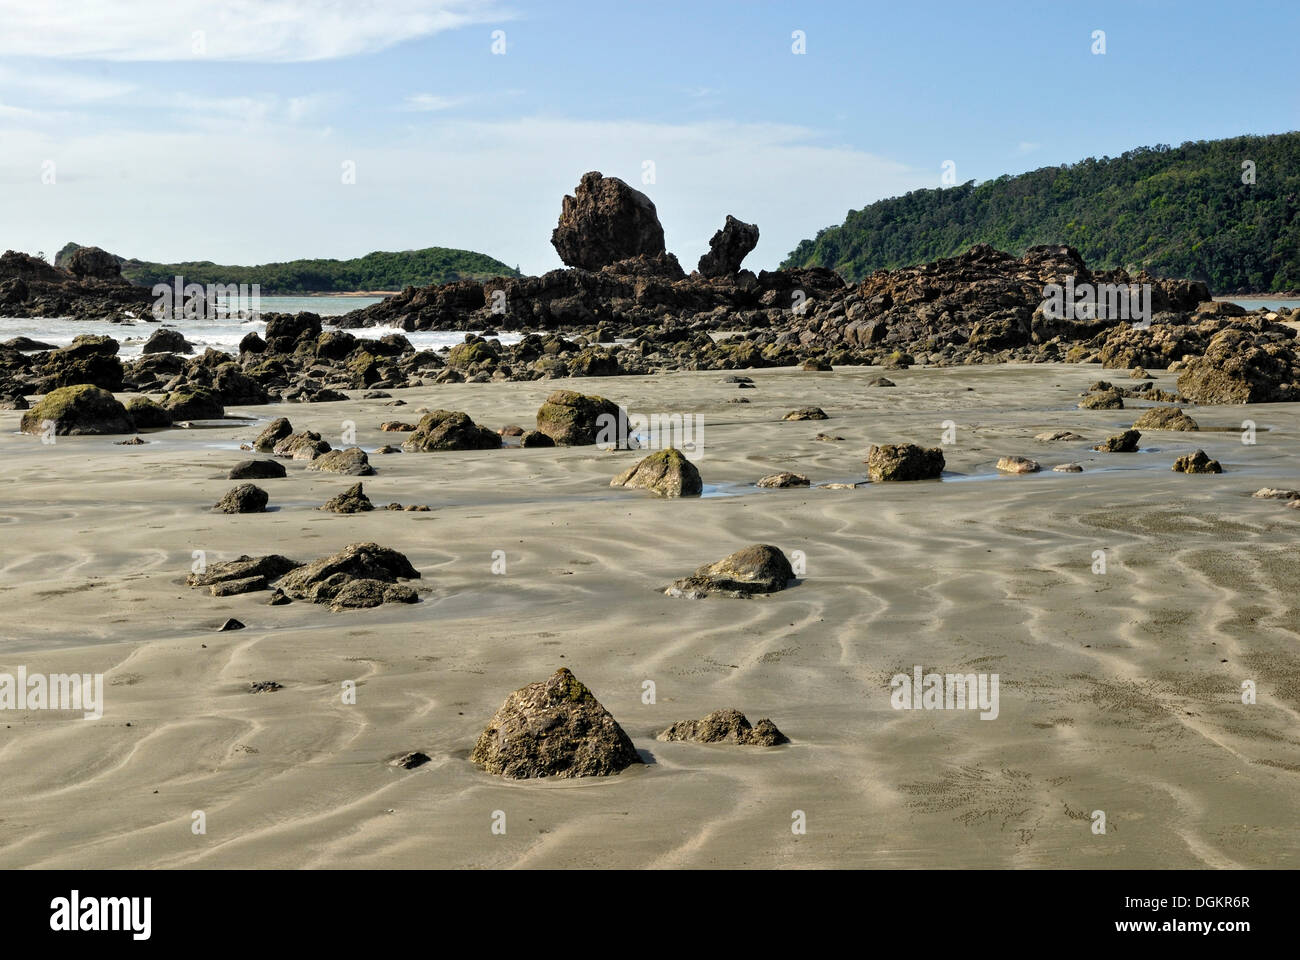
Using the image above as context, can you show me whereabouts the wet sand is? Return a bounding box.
[0,362,1297,868]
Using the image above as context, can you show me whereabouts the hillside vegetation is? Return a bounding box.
[782,133,1300,293]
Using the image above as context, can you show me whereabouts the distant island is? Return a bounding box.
[54,243,521,295]
[782,132,1300,294]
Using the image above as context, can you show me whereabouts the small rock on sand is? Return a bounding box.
[996,456,1040,474]
[666,544,795,598]
[757,472,810,488]
[657,708,788,746]
[1172,450,1222,474]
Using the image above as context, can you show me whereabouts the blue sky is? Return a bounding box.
[1,0,1296,275]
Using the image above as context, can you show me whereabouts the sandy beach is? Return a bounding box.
[1,362,1296,869]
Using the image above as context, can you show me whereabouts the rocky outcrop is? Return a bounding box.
[19,384,133,435]
[469,667,641,779]
[254,417,294,452]
[273,542,420,609]
[1175,327,1300,404]
[0,248,152,321]
[610,448,702,497]
[164,386,224,421]
[187,554,303,591]
[865,443,945,481]
[124,396,172,428]
[666,544,795,598]
[40,336,124,391]
[402,410,500,452]
[551,172,666,270]
[273,430,330,460]
[698,215,759,278]
[657,709,788,746]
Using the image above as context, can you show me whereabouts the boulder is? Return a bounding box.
[124,396,172,428]
[519,429,555,448]
[610,448,702,497]
[41,335,123,391]
[305,446,374,476]
[535,389,627,446]
[996,456,1040,474]
[141,328,194,355]
[1078,388,1124,410]
[402,410,500,452]
[164,387,225,421]
[328,578,418,610]
[550,171,666,270]
[656,709,787,746]
[469,667,641,779]
[187,554,302,588]
[19,384,133,435]
[64,246,122,280]
[865,442,945,481]
[1253,488,1300,500]
[1132,407,1199,431]
[1093,429,1141,452]
[273,430,331,460]
[254,417,294,452]
[212,483,268,514]
[756,471,810,487]
[666,543,795,598]
[228,459,286,480]
[320,482,374,513]
[1176,328,1300,404]
[783,407,828,421]
[273,541,420,606]
[1172,450,1222,474]
[697,215,759,278]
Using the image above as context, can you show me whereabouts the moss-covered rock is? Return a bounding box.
[20,384,133,435]
[666,543,795,598]
[402,409,500,451]
[535,389,627,446]
[40,336,124,391]
[164,386,225,420]
[610,447,702,497]
[123,395,173,428]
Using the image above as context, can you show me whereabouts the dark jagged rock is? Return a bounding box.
[187,554,302,588]
[865,443,945,481]
[273,430,330,460]
[1094,429,1141,452]
[551,171,666,270]
[610,448,702,497]
[213,483,268,514]
[1172,449,1222,474]
[402,410,500,451]
[1176,327,1300,403]
[273,542,420,608]
[666,544,795,598]
[164,386,224,421]
[249,680,284,693]
[783,407,827,421]
[320,482,374,513]
[390,751,431,769]
[1132,407,1199,431]
[305,446,374,476]
[657,709,788,746]
[142,328,194,355]
[698,215,759,278]
[0,248,152,320]
[20,384,133,435]
[519,429,555,448]
[40,336,124,391]
[218,618,245,632]
[228,458,287,480]
[253,417,293,452]
[469,667,641,779]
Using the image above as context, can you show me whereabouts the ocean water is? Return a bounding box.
[1222,298,1300,312]
[0,295,522,357]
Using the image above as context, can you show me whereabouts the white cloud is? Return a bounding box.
[400,94,468,112]
[0,0,512,62]
[1017,141,1042,154]
[0,114,930,275]
[0,66,135,102]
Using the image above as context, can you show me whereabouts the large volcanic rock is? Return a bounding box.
[20,384,133,435]
[698,215,759,278]
[550,171,666,270]
[402,409,500,451]
[469,667,641,779]
[535,389,627,446]
[64,246,123,280]
[273,541,420,608]
[40,335,124,391]
[1176,327,1300,404]
[865,443,944,481]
